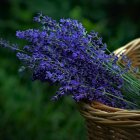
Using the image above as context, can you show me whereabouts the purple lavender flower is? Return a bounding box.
[0,13,133,108]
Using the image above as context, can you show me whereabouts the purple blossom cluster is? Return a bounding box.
[0,13,129,108]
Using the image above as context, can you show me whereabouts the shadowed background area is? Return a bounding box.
[0,0,139,140]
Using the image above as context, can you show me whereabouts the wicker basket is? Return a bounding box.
[79,38,140,140]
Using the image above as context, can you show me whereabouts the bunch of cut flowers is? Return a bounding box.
[1,13,140,109]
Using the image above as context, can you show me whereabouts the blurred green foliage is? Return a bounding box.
[0,0,139,139]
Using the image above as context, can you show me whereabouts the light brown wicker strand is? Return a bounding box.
[78,38,140,140]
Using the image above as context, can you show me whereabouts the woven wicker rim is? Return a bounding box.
[114,38,140,54]
[79,102,140,128]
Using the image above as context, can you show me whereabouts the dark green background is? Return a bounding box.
[0,0,139,140]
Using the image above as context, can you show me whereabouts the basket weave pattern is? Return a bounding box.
[79,38,140,140]
[79,102,140,140]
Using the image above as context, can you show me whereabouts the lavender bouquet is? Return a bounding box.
[1,13,140,109]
